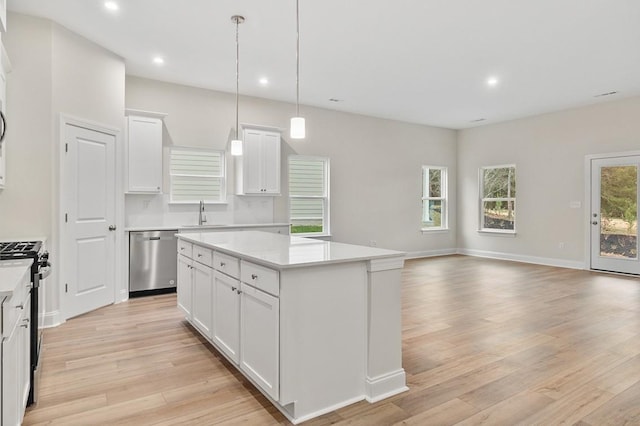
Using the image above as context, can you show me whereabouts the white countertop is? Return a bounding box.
[178,231,405,269]
[125,223,290,232]
[0,259,33,298]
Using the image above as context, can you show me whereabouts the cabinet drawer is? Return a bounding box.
[2,281,29,338]
[213,251,240,279]
[193,244,213,267]
[177,240,193,258]
[241,260,279,297]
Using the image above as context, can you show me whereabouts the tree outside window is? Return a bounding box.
[480,165,516,232]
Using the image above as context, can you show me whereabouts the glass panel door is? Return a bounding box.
[591,156,640,274]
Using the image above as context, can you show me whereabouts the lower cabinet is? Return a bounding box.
[212,271,240,363]
[176,242,280,401]
[2,272,31,426]
[177,254,193,319]
[239,282,279,400]
[192,261,213,337]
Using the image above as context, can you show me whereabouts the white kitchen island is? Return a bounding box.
[176,231,407,424]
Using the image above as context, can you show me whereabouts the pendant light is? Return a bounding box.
[230,15,245,156]
[290,0,305,139]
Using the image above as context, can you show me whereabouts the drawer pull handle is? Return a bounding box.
[180,247,185,251]
[20,324,29,328]
[16,303,24,310]
[231,286,237,291]
[220,262,226,267]
[236,289,242,295]
[197,254,202,257]
[251,274,258,280]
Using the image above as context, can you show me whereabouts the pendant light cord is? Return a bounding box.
[235,17,240,140]
[296,0,300,116]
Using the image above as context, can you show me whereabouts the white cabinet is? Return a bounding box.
[240,281,279,400]
[192,257,213,337]
[235,127,281,195]
[125,109,166,193]
[177,254,193,319]
[176,239,280,401]
[1,265,31,426]
[212,271,240,363]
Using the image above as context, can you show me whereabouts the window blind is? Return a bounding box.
[170,148,225,203]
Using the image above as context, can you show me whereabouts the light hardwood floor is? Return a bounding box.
[23,255,640,425]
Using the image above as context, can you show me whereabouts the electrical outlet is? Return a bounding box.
[558,242,565,249]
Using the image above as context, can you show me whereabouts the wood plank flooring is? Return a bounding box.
[23,255,640,425]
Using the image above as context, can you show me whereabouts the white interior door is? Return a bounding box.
[64,123,116,319]
[590,156,640,274]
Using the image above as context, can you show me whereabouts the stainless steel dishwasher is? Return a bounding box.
[129,230,178,295]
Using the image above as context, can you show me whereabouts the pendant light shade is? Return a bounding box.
[290,0,305,140]
[231,15,245,156]
[290,116,305,139]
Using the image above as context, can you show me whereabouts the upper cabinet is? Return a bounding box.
[0,0,6,34]
[235,126,281,195]
[125,109,166,194]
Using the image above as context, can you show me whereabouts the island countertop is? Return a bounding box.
[177,230,405,269]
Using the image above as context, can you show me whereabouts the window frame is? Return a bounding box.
[421,166,448,232]
[169,146,227,204]
[479,164,516,234]
[288,155,330,237]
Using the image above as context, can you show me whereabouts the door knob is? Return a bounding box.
[108,225,117,231]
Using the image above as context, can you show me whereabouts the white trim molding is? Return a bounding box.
[457,248,584,270]
[405,248,457,260]
[365,369,409,403]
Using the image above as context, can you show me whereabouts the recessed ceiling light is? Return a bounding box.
[259,77,269,86]
[104,1,119,11]
[486,77,499,87]
[152,56,165,65]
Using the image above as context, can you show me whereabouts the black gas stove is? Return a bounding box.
[0,240,50,406]
[0,241,43,259]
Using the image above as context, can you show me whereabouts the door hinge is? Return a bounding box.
[65,143,68,153]
[65,213,68,223]
[65,283,68,293]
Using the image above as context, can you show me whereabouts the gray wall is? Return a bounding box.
[126,76,459,254]
[457,96,640,267]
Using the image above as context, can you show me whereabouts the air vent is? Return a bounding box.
[594,91,618,98]
[469,118,486,123]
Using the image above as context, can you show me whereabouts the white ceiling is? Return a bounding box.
[7,0,640,129]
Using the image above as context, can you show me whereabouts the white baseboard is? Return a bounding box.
[405,248,457,260]
[43,310,64,328]
[365,369,409,403]
[457,248,585,270]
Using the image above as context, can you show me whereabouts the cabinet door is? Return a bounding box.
[212,271,240,363]
[127,115,162,193]
[192,262,213,337]
[242,129,263,194]
[2,321,19,426]
[240,283,279,400]
[261,131,281,194]
[18,298,31,418]
[0,62,6,189]
[177,254,193,319]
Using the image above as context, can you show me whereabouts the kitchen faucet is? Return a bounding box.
[198,200,207,225]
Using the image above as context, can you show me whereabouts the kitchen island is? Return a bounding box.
[176,231,407,424]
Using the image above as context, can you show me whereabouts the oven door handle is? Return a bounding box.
[39,262,52,280]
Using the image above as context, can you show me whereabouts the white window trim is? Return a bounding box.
[169,146,227,204]
[289,155,330,237]
[421,165,448,232]
[478,164,516,234]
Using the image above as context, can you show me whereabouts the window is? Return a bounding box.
[169,147,226,203]
[422,166,448,230]
[480,165,516,232]
[289,156,329,235]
